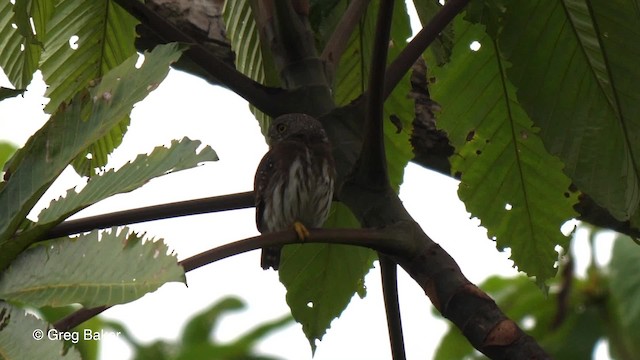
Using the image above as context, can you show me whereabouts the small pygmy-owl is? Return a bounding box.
[254,113,336,270]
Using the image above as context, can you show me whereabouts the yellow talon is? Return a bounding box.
[293,221,311,241]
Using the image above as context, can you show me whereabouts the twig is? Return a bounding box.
[44,192,254,240]
[112,0,289,117]
[383,0,470,100]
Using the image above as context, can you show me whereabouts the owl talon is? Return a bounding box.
[294,221,311,241]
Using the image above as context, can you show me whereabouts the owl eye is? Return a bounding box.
[276,123,287,133]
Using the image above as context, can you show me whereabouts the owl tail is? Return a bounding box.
[261,246,282,270]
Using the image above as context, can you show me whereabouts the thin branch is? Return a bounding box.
[112,0,289,117]
[379,255,406,360]
[320,0,371,72]
[383,0,470,100]
[353,0,395,189]
[54,227,405,331]
[44,192,254,240]
[54,306,108,332]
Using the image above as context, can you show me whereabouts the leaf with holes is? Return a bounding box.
[22,137,217,238]
[40,0,138,175]
[0,0,51,89]
[279,202,376,352]
[0,228,184,308]
[0,43,183,268]
[491,0,640,221]
[430,18,577,284]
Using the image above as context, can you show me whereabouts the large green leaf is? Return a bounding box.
[40,0,138,175]
[0,227,184,308]
[279,202,376,352]
[0,43,183,268]
[430,18,577,283]
[0,0,51,89]
[28,137,216,233]
[222,0,280,134]
[0,302,81,360]
[492,0,640,221]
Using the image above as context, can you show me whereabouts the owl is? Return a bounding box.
[254,113,336,270]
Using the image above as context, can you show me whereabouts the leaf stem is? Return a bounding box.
[383,0,470,100]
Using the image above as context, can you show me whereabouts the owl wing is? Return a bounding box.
[254,150,274,233]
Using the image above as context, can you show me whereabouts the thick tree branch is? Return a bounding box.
[384,0,470,100]
[113,0,289,117]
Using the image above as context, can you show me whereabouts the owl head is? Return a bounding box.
[267,113,329,147]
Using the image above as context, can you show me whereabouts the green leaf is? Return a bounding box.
[29,137,217,231]
[492,0,640,221]
[430,18,577,283]
[104,296,291,360]
[608,236,640,356]
[433,326,478,360]
[332,0,414,191]
[222,0,279,135]
[40,0,138,175]
[0,227,185,308]
[180,296,293,358]
[0,0,51,89]
[279,202,376,352]
[0,302,81,360]
[412,0,454,65]
[0,141,17,170]
[181,297,245,345]
[0,87,25,100]
[0,43,183,268]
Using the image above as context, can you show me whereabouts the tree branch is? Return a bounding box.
[112,0,289,117]
[352,0,394,189]
[379,255,406,360]
[54,226,407,331]
[44,192,254,240]
[384,0,470,100]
